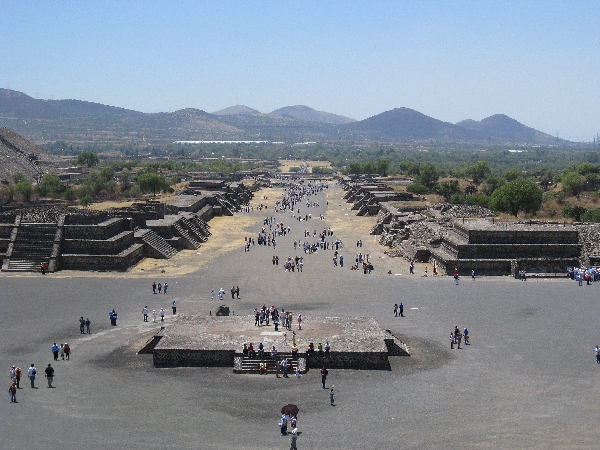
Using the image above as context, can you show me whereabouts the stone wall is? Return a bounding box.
[455,224,579,245]
[153,349,236,368]
[305,351,391,370]
[60,244,144,271]
[441,242,581,259]
[63,218,130,240]
[62,231,135,255]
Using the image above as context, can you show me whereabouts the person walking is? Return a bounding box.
[157,283,162,294]
[595,345,600,364]
[44,364,54,388]
[51,343,59,361]
[330,386,335,405]
[10,365,16,384]
[393,303,398,317]
[85,318,91,334]
[110,309,117,326]
[463,328,470,345]
[399,302,404,317]
[160,308,165,322]
[79,317,86,333]
[9,381,17,403]
[143,306,148,322]
[15,367,21,388]
[282,358,289,378]
[28,364,36,388]
[321,366,328,389]
[211,289,215,300]
[163,282,168,294]
[64,343,70,360]
[235,286,240,299]
[152,310,157,323]
[172,301,177,315]
[59,344,65,360]
[152,282,157,294]
[297,314,302,331]
[471,269,476,280]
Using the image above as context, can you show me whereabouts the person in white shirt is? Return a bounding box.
[143,307,148,322]
[152,310,157,323]
[159,308,165,322]
[27,364,37,388]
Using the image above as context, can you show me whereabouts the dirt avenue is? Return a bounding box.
[1,182,599,449]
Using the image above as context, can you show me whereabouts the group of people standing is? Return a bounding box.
[151,281,168,294]
[450,326,470,349]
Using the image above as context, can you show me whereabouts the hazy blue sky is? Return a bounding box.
[2,1,598,141]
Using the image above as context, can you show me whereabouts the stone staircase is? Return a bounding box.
[180,217,208,243]
[234,353,305,374]
[140,230,177,259]
[189,216,212,237]
[214,194,235,215]
[173,223,201,249]
[6,223,56,271]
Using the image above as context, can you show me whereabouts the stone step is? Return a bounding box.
[141,230,178,259]
[173,223,200,249]
[5,259,48,271]
[236,354,304,374]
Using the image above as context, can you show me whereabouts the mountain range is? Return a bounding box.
[0,88,566,146]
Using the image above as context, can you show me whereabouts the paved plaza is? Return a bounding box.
[1,184,600,449]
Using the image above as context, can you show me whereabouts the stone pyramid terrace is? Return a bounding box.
[150,315,409,372]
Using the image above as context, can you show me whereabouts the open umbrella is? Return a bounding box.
[281,404,299,417]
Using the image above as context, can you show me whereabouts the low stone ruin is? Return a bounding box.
[0,183,253,272]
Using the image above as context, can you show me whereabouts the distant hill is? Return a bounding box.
[455,114,560,144]
[344,107,479,141]
[0,128,63,184]
[0,88,572,146]
[269,105,356,125]
[212,105,261,116]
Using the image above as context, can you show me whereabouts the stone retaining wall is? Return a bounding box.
[60,244,144,271]
[153,349,236,368]
[62,230,135,255]
[64,218,130,239]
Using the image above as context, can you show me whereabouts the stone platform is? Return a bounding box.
[152,315,407,370]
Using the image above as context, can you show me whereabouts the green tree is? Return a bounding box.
[36,173,63,197]
[120,169,131,191]
[577,162,598,175]
[582,209,600,223]
[63,188,76,201]
[375,157,391,176]
[79,195,93,208]
[13,173,26,184]
[434,180,460,201]
[15,181,33,202]
[416,163,440,188]
[489,179,543,217]
[466,161,491,184]
[137,172,168,195]
[561,171,585,195]
[503,168,523,182]
[76,151,100,167]
[464,184,478,195]
[346,162,362,175]
[4,185,15,202]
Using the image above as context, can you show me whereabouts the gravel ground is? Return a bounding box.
[1,184,599,449]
